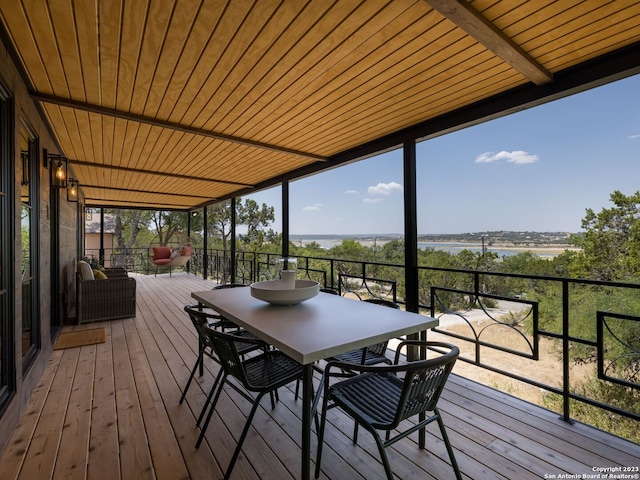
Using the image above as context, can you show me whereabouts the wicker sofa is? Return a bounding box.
[76,261,137,324]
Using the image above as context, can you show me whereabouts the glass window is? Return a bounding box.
[0,86,14,406]
[19,127,39,369]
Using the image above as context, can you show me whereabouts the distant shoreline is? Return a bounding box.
[292,236,579,257]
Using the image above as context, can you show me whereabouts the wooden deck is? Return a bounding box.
[1,273,638,479]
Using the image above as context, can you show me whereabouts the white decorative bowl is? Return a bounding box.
[250,280,320,305]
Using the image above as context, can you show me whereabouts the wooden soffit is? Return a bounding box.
[1,0,639,209]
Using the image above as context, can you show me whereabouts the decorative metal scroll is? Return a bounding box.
[298,267,328,287]
[597,311,640,389]
[234,256,254,284]
[431,287,539,360]
[338,273,397,303]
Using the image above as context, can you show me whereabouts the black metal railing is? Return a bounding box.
[84,246,640,438]
[190,248,640,432]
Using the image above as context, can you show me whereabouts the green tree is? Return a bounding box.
[206,199,276,281]
[237,199,276,248]
[207,199,276,252]
[569,190,640,281]
[150,211,190,246]
[113,209,145,245]
[207,201,233,251]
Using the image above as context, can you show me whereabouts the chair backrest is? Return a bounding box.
[201,327,251,386]
[213,283,247,289]
[363,298,400,309]
[184,305,219,351]
[394,341,459,425]
[320,287,339,295]
[362,298,400,356]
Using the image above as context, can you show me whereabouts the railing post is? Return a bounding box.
[203,207,208,280]
[99,208,105,266]
[561,279,573,423]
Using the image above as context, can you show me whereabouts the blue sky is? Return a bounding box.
[245,73,640,235]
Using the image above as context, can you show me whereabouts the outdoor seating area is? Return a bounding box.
[1,273,637,480]
[1,2,640,478]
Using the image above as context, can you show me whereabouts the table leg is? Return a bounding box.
[301,364,313,480]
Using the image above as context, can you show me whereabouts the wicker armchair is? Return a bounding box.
[76,265,136,324]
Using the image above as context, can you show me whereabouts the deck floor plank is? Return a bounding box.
[17,348,79,480]
[1,272,638,480]
[135,281,223,479]
[52,344,96,480]
[0,351,63,479]
[87,323,121,480]
[110,320,155,479]
[122,315,191,480]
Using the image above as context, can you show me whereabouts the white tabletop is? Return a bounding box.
[191,288,439,364]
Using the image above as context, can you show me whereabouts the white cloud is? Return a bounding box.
[363,197,384,204]
[475,150,539,164]
[344,189,358,194]
[628,134,640,140]
[367,181,403,195]
[303,203,322,212]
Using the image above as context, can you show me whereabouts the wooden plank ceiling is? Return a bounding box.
[1,0,640,210]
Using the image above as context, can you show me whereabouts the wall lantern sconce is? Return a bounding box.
[67,178,79,202]
[21,151,29,185]
[48,154,68,188]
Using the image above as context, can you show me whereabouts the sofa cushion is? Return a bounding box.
[78,260,95,281]
[153,246,172,259]
[182,246,192,256]
[170,247,180,259]
[93,269,108,280]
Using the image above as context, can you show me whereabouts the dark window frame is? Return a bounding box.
[20,127,40,372]
[0,82,15,414]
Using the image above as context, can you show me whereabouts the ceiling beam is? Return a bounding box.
[84,198,193,209]
[424,0,553,85]
[30,91,328,162]
[69,159,254,188]
[81,183,214,200]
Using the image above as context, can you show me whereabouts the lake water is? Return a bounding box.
[291,238,564,258]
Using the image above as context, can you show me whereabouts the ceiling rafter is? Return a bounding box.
[424,0,553,85]
[30,91,329,162]
[84,198,193,209]
[69,159,254,187]
[81,184,214,199]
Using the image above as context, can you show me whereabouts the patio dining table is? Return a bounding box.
[191,287,439,480]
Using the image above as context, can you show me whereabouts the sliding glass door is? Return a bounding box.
[0,83,14,411]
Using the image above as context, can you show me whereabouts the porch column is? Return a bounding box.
[203,207,208,279]
[99,208,105,266]
[282,180,290,257]
[230,198,236,282]
[403,140,419,314]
